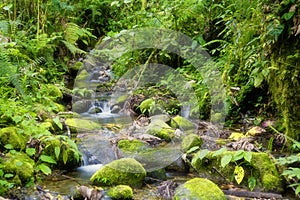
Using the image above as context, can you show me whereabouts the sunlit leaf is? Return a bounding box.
[233,150,244,161]
[40,155,57,164]
[4,144,13,150]
[234,166,245,184]
[4,173,14,178]
[186,146,200,154]
[244,151,252,163]
[221,154,232,168]
[54,146,60,160]
[212,147,227,157]
[53,116,63,130]
[26,148,36,157]
[198,149,209,160]
[38,164,52,175]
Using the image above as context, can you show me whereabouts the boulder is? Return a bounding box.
[2,152,34,184]
[170,115,195,131]
[107,185,133,199]
[174,178,226,200]
[181,134,202,152]
[65,118,102,132]
[191,150,283,192]
[146,119,175,142]
[72,100,92,113]
[0,127,27,151]
[90,158,146,187]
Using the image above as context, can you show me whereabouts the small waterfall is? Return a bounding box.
[181,104,191,119]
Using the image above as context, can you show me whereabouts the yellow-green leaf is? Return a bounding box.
[221,154,232,168]
[234,166,244,184]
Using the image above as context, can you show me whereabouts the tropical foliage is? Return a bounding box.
[0,0,299,197]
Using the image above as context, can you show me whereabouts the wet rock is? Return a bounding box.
[181,134,203,153]
[118,139,148,153]
[90,158,146,187]
[165,157,188,173]
[75,185,103,200]
[146,119,175,142]
[170,115,195,131]
[65,118,102,132]
[174,178,226,200]
[107,185,133,200]
[72,100,92,113]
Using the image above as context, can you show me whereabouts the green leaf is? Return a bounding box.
[221,154,232,168]
[4,144,13,150]
[63,150,68,164]
[26,148,36,157]
[186,146,200,154]
[248,177,256,191]
[295,185,300,195]
[234,166,245,184]
[282,12,294,21]
[40,155,57,164]
[198,149,209,160]
[37,164,52,175]
[53,117,63,130]
[212,147,227,157]
[4,173,14,178]
[244,151,252,163]
[233,150,244,161]
[54,146,60,160]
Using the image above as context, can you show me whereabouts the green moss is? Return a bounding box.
[181,134,202,152]
[2,152,34,183]
[191,151,283,192]
[107,185,133,200]
[65,118,102,132]
[146,119,175,142]
[116,94,129,105]
[118,140,148,152]
[75,69,89,82]
[0,127,27,151]
[170,115,195,130]
[90,158,146,188]
[42,84,63,100]
[174,178,226,200]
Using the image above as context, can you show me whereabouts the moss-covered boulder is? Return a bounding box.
[107,185,133,200]
[118,140,148,153]
[65,118,102,132]
[146,119,175,142]
[90,158,146,187]
[174,178,226,200]
[2,152,34,184]
[181,134,202,152]
[0,127,27,151]
[191,150,282,192]
[72,100,92,113]
[170,115,195,130]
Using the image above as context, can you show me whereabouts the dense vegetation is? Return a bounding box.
[0,0,299,197]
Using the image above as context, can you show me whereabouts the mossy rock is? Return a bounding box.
[116,94,130,105]
[181,134,202,152]
[65,118,102,132]
[0,127,27,151]
[174,178,226,200]
[191,151,283,192]
[72,100,92,113]
[75,69,89,82]
[107,185,133,200]
[146,119,175,142]
[2,152,34,184]
[90,158,146,187]
[170,115,195,130]
[41,136,81,169]
[118,139,148,153]
[42,84,63,101]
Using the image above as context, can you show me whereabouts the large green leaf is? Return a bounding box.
[38,164,52,175]
[221,154,232,168]
[40,155,57,164]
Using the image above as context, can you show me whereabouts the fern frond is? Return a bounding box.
[61,40,86,56]
[64,22,81,44]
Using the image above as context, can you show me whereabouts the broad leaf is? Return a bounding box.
[186,146,200,154]
[53,117,63,130]
[54,146,60,160]
[212,147,227,157]
[244,151,252,163]
[234,166,245,184]
[248,177,256,191]
[221,154,232,168]
[198,149,209,160]
[233,150,244,161]
[38,164,52,175]
[26,148,36,157]
[40,155,57,164]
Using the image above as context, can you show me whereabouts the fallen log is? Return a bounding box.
[223,189,283,199]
